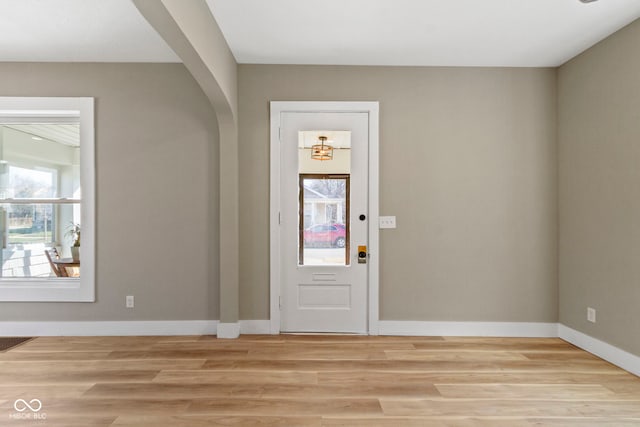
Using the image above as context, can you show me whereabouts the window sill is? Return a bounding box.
[0,278,94,302]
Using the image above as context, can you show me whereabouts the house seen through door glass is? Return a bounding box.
[298,131,351,266]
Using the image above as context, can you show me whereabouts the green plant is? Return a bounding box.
[66,222,81,247]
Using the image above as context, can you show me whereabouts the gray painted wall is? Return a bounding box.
[238,65,558,322]
[0,63,220,321]
[559,19,640,356]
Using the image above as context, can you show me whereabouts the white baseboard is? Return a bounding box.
[558,324,640,377]
[216,322,240,339]
[378,321,559,337]
[0,319,267,337]
[0,320,218,336]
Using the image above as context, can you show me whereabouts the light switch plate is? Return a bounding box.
[379,216,396,229]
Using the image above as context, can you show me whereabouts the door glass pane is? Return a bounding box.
[299,176,349,265]
[298,131,351,266]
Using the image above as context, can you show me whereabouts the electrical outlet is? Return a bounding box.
[126,295,134,308]
[379,216,397,229]
[587,307,596,323]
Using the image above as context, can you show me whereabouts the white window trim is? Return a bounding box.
[0,97,95,302]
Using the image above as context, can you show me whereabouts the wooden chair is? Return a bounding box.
[44,248,63,277]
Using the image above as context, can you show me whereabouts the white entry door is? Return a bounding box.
[278,110,370,333]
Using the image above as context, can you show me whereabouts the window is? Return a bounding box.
[0,97,94,301]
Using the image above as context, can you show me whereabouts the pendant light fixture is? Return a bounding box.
[311,135,333,161]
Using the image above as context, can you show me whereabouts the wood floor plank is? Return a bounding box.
[238,334,445,343]
[0,351,112,361]
[32,397,191,416]
[153,341,416,352]
[5,416,116,427]
[1,367,161,384]
[321,418,535,426]
[412,340,577,351]
[441,337,570,344]
[246,348,389,360]
[203,358,626,373]
[84,383,262,399]
[380,398,640,417]
[186,397,383,416]
[522,351,603,361]
[253,383,438,399]
[435,384,619,400]
[324,418,640,426]
[153,370,318,385]
[107,349,249,360]
[206,359,431,371]
[0,359,206,371]
[112,415,322,426]
[319,371,634,386]
[384,350,530,361]
[602,381,640,394]
[525,419,640,426]
[85,381,439,399]
[12,342,155,352]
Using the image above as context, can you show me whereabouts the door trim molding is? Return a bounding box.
[269,101,380,335]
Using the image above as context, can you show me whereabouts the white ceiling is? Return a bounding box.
[207,0,640,67]
[0,0,179,62]
[0,0,639,67]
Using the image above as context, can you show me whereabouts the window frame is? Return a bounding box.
[0,97,95,302]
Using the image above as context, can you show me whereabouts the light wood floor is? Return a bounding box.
[1,334,640,426]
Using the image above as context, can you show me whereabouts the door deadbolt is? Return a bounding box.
[358,245,367,264]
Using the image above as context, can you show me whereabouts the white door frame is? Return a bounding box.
[270,101,380,335]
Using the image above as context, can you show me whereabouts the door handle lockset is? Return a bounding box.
[358,245,367,264]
